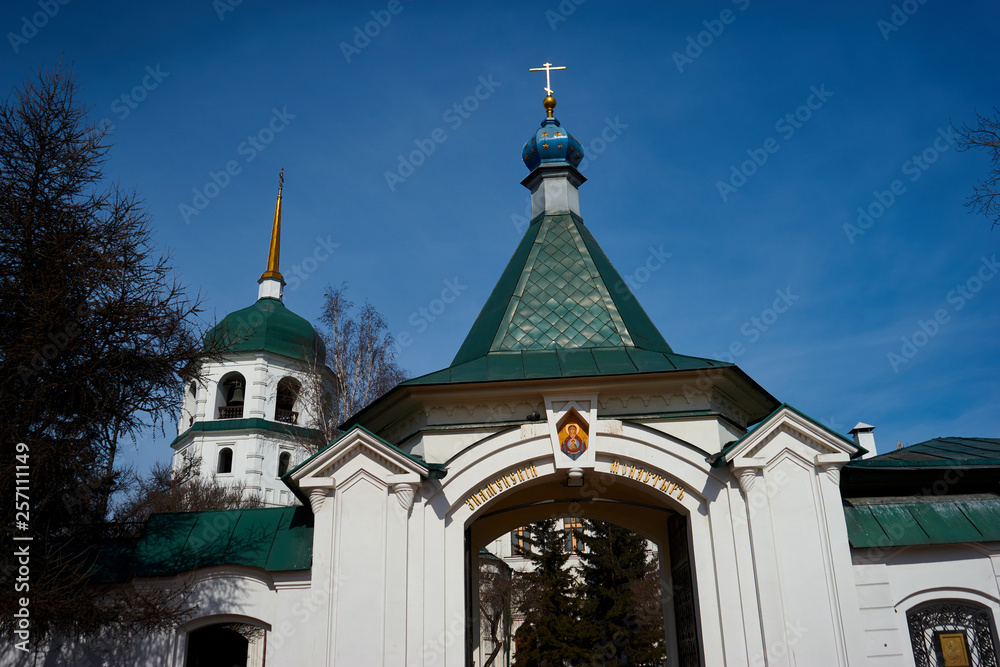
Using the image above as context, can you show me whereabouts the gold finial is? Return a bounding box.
[529,62,566,118]
[259,169,284,284]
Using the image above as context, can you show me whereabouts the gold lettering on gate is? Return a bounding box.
[609,459,685,501]
[464,462,540,511]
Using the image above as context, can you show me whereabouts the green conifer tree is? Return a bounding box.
[577,520,665,666]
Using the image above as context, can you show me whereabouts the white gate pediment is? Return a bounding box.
[286,425,428,511]
[723,404,861,471]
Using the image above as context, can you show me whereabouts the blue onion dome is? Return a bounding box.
[522,95,584,171]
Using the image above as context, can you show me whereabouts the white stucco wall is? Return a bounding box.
[853,542,1000,664]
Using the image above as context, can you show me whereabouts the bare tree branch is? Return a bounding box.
[955,107,1000,228]
[317,282,406,426]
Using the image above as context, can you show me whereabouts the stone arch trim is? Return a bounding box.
[427,421,726,523]
[898,587,1000,611]
[182,612,272,634]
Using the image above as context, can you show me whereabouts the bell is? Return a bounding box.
[228,380,245,404]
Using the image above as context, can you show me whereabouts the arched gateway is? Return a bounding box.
[280,88,870,666]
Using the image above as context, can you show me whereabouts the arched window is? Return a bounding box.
[275,377,300,424]
[217,447,233,474]
[907,600,999,666]
[218,372,246,419]
[278,451,291,478]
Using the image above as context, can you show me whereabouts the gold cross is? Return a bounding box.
[529,62,566,96]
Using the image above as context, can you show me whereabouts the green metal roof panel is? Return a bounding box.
[847,437,1000,469]
[627,346,677,373]
[224,508,284,568]
[93,506,314,581]
[908,503,981,542]
[871,503,933,545]
[843,504,889,547]
[131,512,201,577]
[449,355,488,383]
[205,297,324,364]
[592,347,639,375]
[556,348,601,376]
[183,510,240,569]
[265,505,315,571]
[957,499,1000,534]
[488,352,527,381]
[403,348,735,386]
[521,349,564,379]
[844,497,1000,548]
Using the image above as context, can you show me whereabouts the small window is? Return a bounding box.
[564,517,583,553]
[217,447,233,474]
[278,451,291,477]
[511,527,528,557]
[907,600,999,666]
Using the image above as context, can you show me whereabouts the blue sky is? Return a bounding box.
[4,0,999,473]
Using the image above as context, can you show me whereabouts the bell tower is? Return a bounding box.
[172,172,337,506]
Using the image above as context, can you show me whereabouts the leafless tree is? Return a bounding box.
[480,554,516,667]
[317,282,407,427]
[955,108,1000,228]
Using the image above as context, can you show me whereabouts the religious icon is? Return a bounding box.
[936,632,971,667]
[547,398,596,469]
[559,422,587,460]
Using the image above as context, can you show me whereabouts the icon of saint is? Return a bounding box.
[561,424,586,460]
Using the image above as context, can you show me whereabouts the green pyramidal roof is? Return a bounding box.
[404,212,733,386]
[455,211,672,361]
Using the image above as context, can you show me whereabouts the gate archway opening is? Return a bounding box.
[465,469,702,667]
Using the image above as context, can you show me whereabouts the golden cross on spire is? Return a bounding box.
[529,62,566,97]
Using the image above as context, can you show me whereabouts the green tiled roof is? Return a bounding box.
[844,496,1000,548]
[405,348,733,385]
[89,506,313,582]
[453,212,671,362]
[206,297,325,364]
[841,436,1000,499]
[404,212,733,386]
[846,437,1000,468]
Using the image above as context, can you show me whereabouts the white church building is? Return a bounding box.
[7,78,1000,667]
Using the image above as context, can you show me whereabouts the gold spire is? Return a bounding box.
[259,169,284,284]
[529,62,566,118]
